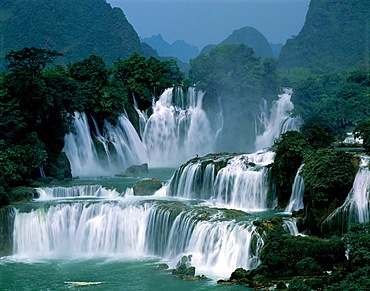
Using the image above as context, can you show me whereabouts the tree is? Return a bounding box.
[272,131,309,204]
[5,47,62,77]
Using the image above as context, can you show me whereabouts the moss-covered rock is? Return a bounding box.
[133,178,162,196]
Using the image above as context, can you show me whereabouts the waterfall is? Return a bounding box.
[63,112,148,177]
[255,88,302,150]
[283,218,300,236]
[322,155,370,233]
[213,151,275,211]
[168,150,275,211]
[143,87,214,167]
[35,185,120,200]
[12,200,263,277]
[285,164,305,213]
[63,87,214,174]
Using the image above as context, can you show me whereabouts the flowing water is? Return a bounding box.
[1,88,312,290]
[255,88,302,150]
[285,164,305,213]
[322,155,370,233]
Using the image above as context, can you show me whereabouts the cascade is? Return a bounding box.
[283,218,300,236]
[63,112,148,177]
[322,155,370,233]
[142,87,214,167]
[255,88,302,150]
[11,199,263,277]
[36,185,120,200]
[167,150,275,211]
[285,164,305,213]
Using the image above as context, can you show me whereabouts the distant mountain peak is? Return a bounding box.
[141,35,199,63]
[200,26,273,58]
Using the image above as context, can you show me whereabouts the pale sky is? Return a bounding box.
[107,0,311,49]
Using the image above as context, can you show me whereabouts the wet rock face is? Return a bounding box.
[171,255,207,281]
[0,207,15,257]
[133,178,162,196]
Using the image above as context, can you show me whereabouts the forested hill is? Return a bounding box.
[0,0,142,70]
[279,0,370,72]
[201,26,273,58]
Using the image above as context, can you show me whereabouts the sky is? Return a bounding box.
[107,0,311,49]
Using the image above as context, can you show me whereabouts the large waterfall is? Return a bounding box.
[322,155,370,233]
[255,88,302,150]
[63,88,214,176]
[143,88,214,167]
[11,187,263,277]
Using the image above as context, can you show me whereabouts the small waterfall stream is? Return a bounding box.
[285,164,305,213]
[322,155,370,233]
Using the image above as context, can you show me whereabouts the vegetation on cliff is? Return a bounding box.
[0,47,183,206]
[279,0,369,72]
[0,0,143,69]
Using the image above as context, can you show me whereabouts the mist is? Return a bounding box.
[108,0,310,49]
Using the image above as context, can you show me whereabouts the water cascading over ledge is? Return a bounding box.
[11,194,263,277]
[321,155,370,234]
[167,150,276,211]
[63,87,215,175]
[285,164,305,213]
[63,112,148,177]
[255,88,302,150]
[143,87,215,167]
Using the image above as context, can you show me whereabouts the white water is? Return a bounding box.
[285,164,305,213]
[64,88,214,175]
[283,218,300,236]
[36,185,120,200]
[63,113,148,177]
[12,198,263,278]
[213,151,275,211]
[143,88,214,167]
[168,150,275,211]
[323,155,370,232]
[255,88,302,150]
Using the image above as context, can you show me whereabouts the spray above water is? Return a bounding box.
[255,88,302,150]
[143,87,214,167]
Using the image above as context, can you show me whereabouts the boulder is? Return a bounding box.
[133,178,162,196]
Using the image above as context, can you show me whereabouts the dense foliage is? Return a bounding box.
[0,47,183,206]
[325,223,370,290]
[272,131,309,206]
[279,0,369,72]
[292,70,370,136]
[0,0,143,70]
[190,43,279,152]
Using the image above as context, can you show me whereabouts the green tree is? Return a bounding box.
[5,47,62,77]
[272,131,309,205]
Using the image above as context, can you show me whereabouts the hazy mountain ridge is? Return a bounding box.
[200,26,274,58]
[141,34,199,63]
[279,0,370,71]
[0,0,143,69]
